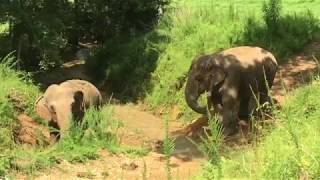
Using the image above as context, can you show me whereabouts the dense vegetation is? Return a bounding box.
[82,0,320,122]
[0,0,168,70]
[196,77,320,179]
[0,54,122,176]
[145,0,320,120]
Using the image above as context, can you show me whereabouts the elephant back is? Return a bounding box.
[219,46,277,69]
[61,79,102,108]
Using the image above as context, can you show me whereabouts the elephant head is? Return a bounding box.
[185,54,226,114]
[35,84,85,134]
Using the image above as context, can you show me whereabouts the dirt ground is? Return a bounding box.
[16,42,320,179]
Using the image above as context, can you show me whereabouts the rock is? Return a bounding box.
[182,116,208,136]
[101,171,109,178]
[14,113,51,146]
[121,162,138,171]
[77,172,96,179]
[151,140,164,153]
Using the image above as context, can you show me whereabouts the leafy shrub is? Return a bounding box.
[263,0,282,34]
[86,32,165,102]
[0,0,169,71]
[0,53,120,176]
[240,6,320,59]
[0,54,40,176]
[197,79,320,179]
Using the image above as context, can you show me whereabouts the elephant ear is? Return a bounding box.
[210,67,226,86]
[206,57,226,87]
[34,96,52,121]
[72,91,85,121]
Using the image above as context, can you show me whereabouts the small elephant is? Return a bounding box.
[34,79,103,137]
[185,46,278,135]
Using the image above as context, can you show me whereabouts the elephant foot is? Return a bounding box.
[238,114,250,121]
[222,125,239,137]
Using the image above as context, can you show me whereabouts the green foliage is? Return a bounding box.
[1,106,120,176]
[263,0,282,34]
[0,54,121,176]
[86,32,165,102]
[145,4,244,121]
[193,115,223,179]
[1,0,71,70]
[197,79,320,179]
[198,116,223,166]
[0,54,40,176]
[54,107,119,163]
[240,4,320,59]
[143,0,320,122]
[0,0,168,71]
[74,0,169,39]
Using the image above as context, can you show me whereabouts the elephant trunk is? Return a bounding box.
[185,77,207,114]
[54,107,72,135]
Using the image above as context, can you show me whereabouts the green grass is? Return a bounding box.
[174,0,320,17]
[0,54,124,177]
[1,106,120,177]
[0,53,41,176]
[85,1,320,121]
[196,77,320,179]
[143,0,320,122]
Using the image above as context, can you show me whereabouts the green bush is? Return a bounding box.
[56,107,119,163]
[263,0,282,34]
[0,53,40,176]
[144,4,244,121]
[240,6,320,59]
[196,79,320,179]
[0,0,169,71]
[86,32,165,102]
[0,54,120,176]
[1,106,120,176]
[144,0,320,122]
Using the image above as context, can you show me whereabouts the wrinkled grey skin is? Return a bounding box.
[35,80,102,137]
[185,46,278,135]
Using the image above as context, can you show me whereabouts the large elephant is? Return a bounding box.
[34,79,103,137]
[185,46,278,135]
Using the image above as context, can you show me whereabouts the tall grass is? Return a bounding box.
[194,115,224,179]
[0,53,40,176]
[2,107,120,177]
[196,79,320,179]
[146,4,245,121]
[0,54,121,177]
[84,0,320,122]
[144,0,320,122]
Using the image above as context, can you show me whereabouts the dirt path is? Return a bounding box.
[271,42,319,105]
[26,42,320,180]
[29,105,205,180]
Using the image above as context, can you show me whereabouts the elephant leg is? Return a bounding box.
[221,87,240,136]
[260,67,276,106]
[258,79,273,108]
[207,90,223,117]
[238,95,250,120]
